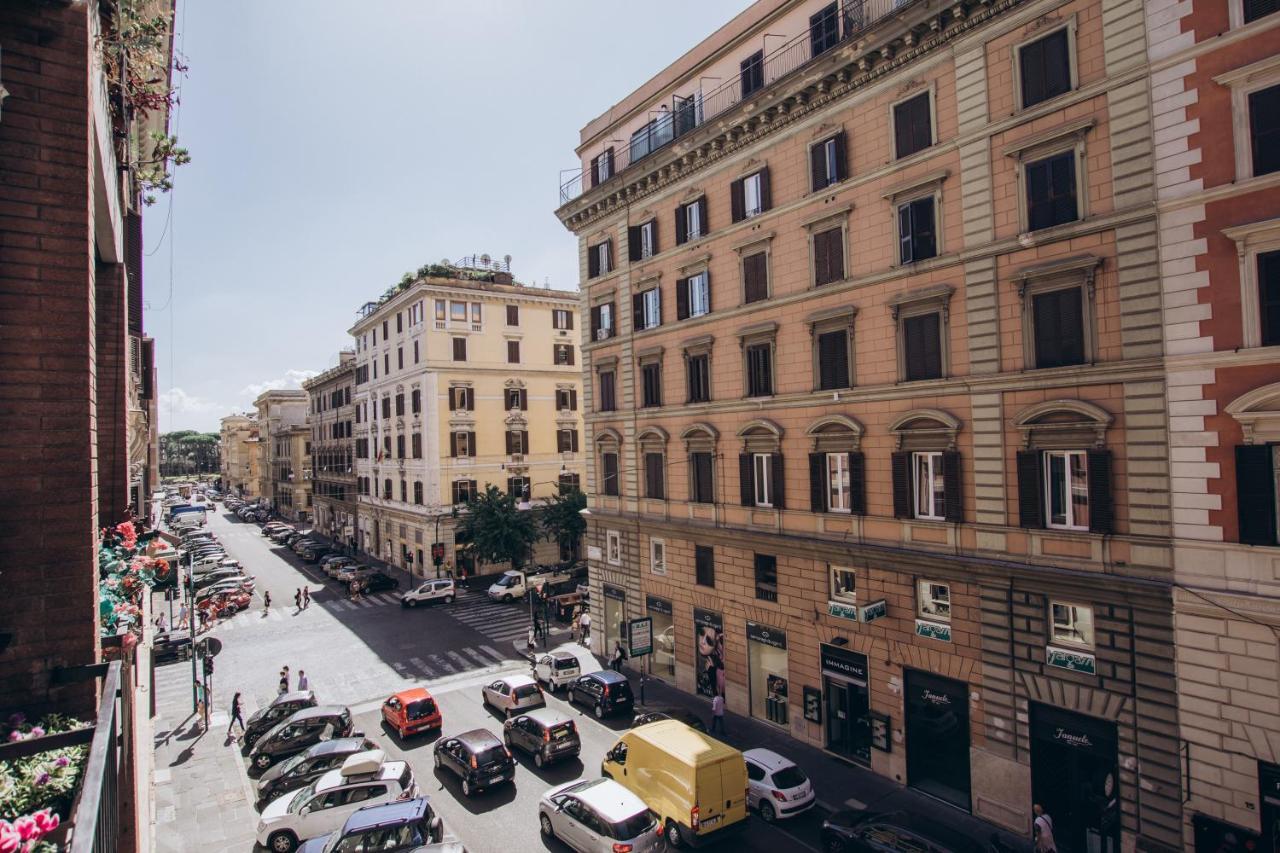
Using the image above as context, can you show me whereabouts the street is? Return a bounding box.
[170,508,831,853]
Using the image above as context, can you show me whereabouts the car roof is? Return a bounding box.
[546,649,576,660]
[391,687,433,703]
[311,737,370,757]
[521,708,571,727]
[274,690,315,705]
[291,704,347,720]
[316,760,408,794]
[499,674,536,688]
[340,797,430,833]
[452,728,502,749]
[563,778,648,823]
[587,670,628,684]
[625,719,740,765]
[743,748,796,773]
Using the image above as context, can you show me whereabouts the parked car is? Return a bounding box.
[481,674,544,718]
[532,644,599,692]
[336,565,379,584]
[744,748,815,822]
[432,729,514,797]
[820,810,988,853]
[503,708,580,768]
[358,572,399,594]
[400,578,455,607]
[632,707,707,733]
[192,569,251,590]
[291,536,319,554]
[295,797,447,853]
[300,546,333,563]
[254,737,378,810]
[241,691,319,753]
[539,777,664,853]
[248,705,356,774]
[152,632,192,664]
[568,671,634,720]
[323,558,356,579]
[381,688,442,739]
[255,750,417,853]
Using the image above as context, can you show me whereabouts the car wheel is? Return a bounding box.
[594,703,605,720]
[444,595,454,604]
[461,778,473,797]
[267,831,297,853]
[534,751,545,769]
[666,820,685,849]
[254,753,272,771]
[403,599,415,608]
[759,801,777,823]
[823,837,845,853]
[540,813,555,838]
[503,594,513,603]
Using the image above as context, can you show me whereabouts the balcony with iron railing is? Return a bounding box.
[558,0,911,205]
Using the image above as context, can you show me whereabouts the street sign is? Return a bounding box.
[627,617,653,658]
[431,543,445,565]
[195,637,223,658]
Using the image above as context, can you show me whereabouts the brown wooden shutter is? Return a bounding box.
[675,205,688,245]
[628,226,642,262]
[570,389,577,410]
[557,431,566,453]
[522,430,530,454]
[697,197,708,233]
[759,166,772,212]
[468,432,476,457]
[676,277,690,320]
[771,453,786,509]
[588,245,600,278]
[571,430,579,452]
[505,431,514,454]
[848,451,866,515]
[1237,445,1278,544]
[450,433,458,458]
[809,453,827,512]
[1016,451,1045,528]
[1086,449,1114,534]
[520,389,528,410]
[730,177,745,222]
[829,229,845,281]
[648,221,658,255]
[942,450,963,523]
[739,454,755,506]
[891,451,911,518]
[591,305,601,337]
[466,388,475,410]
[633,293,645,331]
[448,389,456,411]
[833,130,848,182]
[589,154,600,188]
[810,143,825,192]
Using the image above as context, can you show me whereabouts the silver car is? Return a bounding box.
[539,778,664,853]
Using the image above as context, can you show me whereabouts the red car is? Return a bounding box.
[381,687,441,738]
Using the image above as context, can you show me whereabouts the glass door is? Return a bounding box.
[825,677,850,755]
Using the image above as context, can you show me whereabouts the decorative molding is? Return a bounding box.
[887,283,955,320]
[1001,117,1095,159]
[889,408,962,450]
[1013,400,1113,448]
[1225,382,1280,445]
[881,169,951,202]
[736,418,785,439]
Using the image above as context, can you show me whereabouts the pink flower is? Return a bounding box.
[29,727,44,738]
[6,730,21,743]
[32,811,58,835]
[12,816,35,841]
[0,821,21,853]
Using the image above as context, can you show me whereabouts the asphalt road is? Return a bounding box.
[190,508,830,853]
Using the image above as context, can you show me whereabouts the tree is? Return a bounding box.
[455,485,538,571]
[159,431,220,477]
[540,488,586,561]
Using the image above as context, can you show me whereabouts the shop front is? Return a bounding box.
[646,595,675,679]
[693,608,724,698]
[603,585,626,656]
[904,669,971,812]
[1263,762,1280,853]
[1030,704,1120,853]
[746,622,788,726]
[820,643,870,765]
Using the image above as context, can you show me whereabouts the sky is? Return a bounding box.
[146,0,755,434]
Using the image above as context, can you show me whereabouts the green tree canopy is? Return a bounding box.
[455,484,538,571]
[159,431,220,477]
[540,487,586,558]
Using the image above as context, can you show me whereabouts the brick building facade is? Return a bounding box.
[558,0,1188,847]
[303,353,357,546]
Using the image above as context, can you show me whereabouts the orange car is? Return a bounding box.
[381,687,441,738]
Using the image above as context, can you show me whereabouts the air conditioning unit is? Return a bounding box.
[559,330,568,337]
[596,328,610,341]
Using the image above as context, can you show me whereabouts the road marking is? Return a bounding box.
[462,647,492,667]
[479,645,505,660]
[428,653,454,674]
[341,600,359,611]
[355,597,374,609]
[409,657,435,677]
[446,650,470,671]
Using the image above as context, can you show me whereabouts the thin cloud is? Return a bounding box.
[238,368,319,399]
[159,387,223,415]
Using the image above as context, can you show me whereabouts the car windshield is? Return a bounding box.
[275,751,308,777]
[549,722,575,740]
[474,745,506,766]
[610,809,657,840]
[553,657,578,671]
[495,575,516,587]
[405,699,436,720]
[286,784,315,814]
[772,766,807,788]
[513,685,540,700]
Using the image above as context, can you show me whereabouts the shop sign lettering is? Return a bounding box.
[645,595,672,616]
[921,688,952,707]
[747,621,787,649]
[1046,645,1097,675]
[1053,727,1094,749]
[827,600,858,621]
[859,599,887,624]
[915,618,951,642]
[603,585,626,601]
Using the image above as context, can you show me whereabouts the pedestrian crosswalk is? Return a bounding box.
[388,643,512,680]
[448,589,570,644]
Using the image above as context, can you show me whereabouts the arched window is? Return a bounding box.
[681,423,718,504]
[889,409,962,522]
[1226,382,1280,545]
[737,419,785,509]
[1013,400,1113,533]
[596,428,622,497]
[638,427,669,500]
[806,415,865,514]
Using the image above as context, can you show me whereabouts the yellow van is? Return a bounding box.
[600,719,748,848]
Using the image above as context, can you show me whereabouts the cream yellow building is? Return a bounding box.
[350,259,584,577]
[253,389,310,518]
[271,423,313,522]
[218,413,260,497]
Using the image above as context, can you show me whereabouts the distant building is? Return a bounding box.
[253,390,310,520]
[219,414,260,497]
[350,258,585,577]
[303,353,357,546]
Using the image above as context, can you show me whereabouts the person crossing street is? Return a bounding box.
[226,692,245,740]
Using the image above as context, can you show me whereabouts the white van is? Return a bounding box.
[401,578,456,607]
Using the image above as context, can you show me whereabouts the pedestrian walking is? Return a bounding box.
[527,625,536,650]
[263,591,272,612]
[196,607,208,633]
[710,692,726,734]
[156,612,168,633]
[177,602,189,630]
[294,588,302,611]
[194,679,206,726]
[611,641,626,673]
[302,587,310,609]
[278,668,289,695]
[297,670,309,691]
[227,692,245,739]
[579,610,592,645]
[1033,804,1057,853]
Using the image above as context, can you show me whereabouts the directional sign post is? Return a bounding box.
[627,617,652,658]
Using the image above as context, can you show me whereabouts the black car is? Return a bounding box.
[822,810,988,853]
[248,705,355,774]
[432,728,515,797]
[253,736,377,809]
[300,546,333,563]
[632,707,707,732]
[568,671,634,719]
[240,690,318,754]
[360,572,400,593]
[502,708,580,768]
[152,632,192,664]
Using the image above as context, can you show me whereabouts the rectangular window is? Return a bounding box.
[591,147,614,186]
[817,328,851,390]
[743,252,769,304]
[471,303,482,324]
[744,172,763,218]
[686,272,710,318]
[558,473,581,494]
[746,343,773,397]
[450,302,467,323]
[691,452,714,503]
[677,198,706,244]
[1019,28,1071,108]
[506,430,527,455]
[606,530,621,565]
[591,302,615,340]
[434,300,446,322]
[1249,84,1280,177]
[912,452,946,520]
[813,227,845,287]
[645,452,665,499]
[396,435,405,459]
[740,50,764,98]
[687,353,711,403]
[553,309,573,330]
[555,388,577,411]
[826,452,851,513]
[452,479,476,504]
[598,371,616,412]
[507,340,520,364]
[811,133,845,191]
[397,348,403,370]
[556,428,579,453]
[641,362,662,408]
[639,220,656,260]
[695,545,715,587]
[395,393,404,416]
[917,580,951,621]
[650,538,666,574]
[588,241,612,278]
[601,452,620,496]
[753,553,778,602]
[1050,601,1094,647]
[903,313,943,381]
[411,388,421,413]
[506,304,519,326]
[397,313,403,333]
[452,337,467,362]
[504,388,525,411]
[1261,250,1280,346]
[1032,286,1086,368]
[413,481,423,505]
[753,452,773,507]
[452,431,472,457]
[894,92,933,159]
[898,196,937,264]
[830,565,856,603]
[411,434,421,459]
[413,340,419,364]
[1044,449,1090,530]
[644,288,662,330]
[382,397,391,419]
[554,343,575,365]
[1026,151,1078,231]
[810,2,840,55]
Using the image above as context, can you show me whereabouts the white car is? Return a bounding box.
[743,748,815,822]
[539,777,665,853]
[481,674,544,717]
[255,750,417,853]
[401,578,456,608]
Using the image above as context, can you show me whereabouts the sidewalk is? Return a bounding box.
[513,641,1031,852]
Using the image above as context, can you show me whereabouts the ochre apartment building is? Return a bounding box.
[350,260,585,577]
[253,389,311,520]
[303,353,358,547]
[219,413,261,498]
[557,0,1190,847]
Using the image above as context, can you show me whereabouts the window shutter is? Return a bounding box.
[570,389,578,410]
[942,450,963,523]
[675,205,688,245]
[915,198,936,260]
[520,389,528,410]
[739,454,755,506]
[557,431,566,453]
[1020,38,1045,109]
[818,330,849,390]
[809,453,827,512]
[894,100,913,159]
[697,197,709,234]
[898,203,914,264]
[744,253,767,303]
[834,131,847,182]
[1250,84,1280,176]
[1044,30,1070,100]
[633,293,645,331]
[676,277,690,320]
[450,432,458,458]
[451,482,460,504]
[591,305,601,336]
[848,451,866,515]
[730,177,745,223]
[892,451,912,518]
[1051,154,1077,226]
[1016,450,1045,528]
[1086,449,1114,534]
[466,388,475,410]
[830,230,845,281]
[448,389,456,411]
[505,431,514,454]
[649,221,659,256]
[1027,160,1051,231]
[565,311,573,330]
[588,245,600,278]
[628,226,642,262]
[589,154,600,188]
[522,430,530,454]
[508,478,518,497]
[771,453,786,509]
[1237,445,1278,544]
[571,430,579,452]
[468,432,476,457]
[810,143,825,192]
[759,166,772,212]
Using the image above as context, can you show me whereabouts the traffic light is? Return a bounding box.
[431,543,444,566]
[202,656,213,677]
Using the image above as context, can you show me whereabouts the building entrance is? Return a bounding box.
[1030,703,1120,853]
[904,669,971,811]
